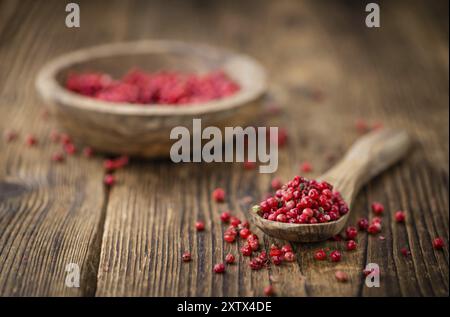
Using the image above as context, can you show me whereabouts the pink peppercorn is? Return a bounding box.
[264,285,274,296]
[51,152,65,163]
[335,270,349,282]
[239,228,251,239]
[25,134,37,146]
[346,240,357,251]
[195,221,205,231]
[300,162,312,173]
[371,202,385,215]
[355,119,369,134]
[314,249,327,261]
[220,211,230,223]
[271,178,282,190]
[281,244,293,254]
[284,252,295,262]
[368,223,381,234]
[224,233,236,243]
[82,147,94,158]
[104,174,116,187]
[395,210,406,223]
[225,253,235,264]
[4,129,18,142]
[243,161,256,170]
[433,237,445,250]
[241,244,252,256]
[330,250,341,262]
[357,218,369,231]
[212,188,225,202]
[213,263,225,274]
[64,143,77,155]
[182,251,191,262]
[345,226,358,240]
[400,247,410,257]
[230,216,241,227]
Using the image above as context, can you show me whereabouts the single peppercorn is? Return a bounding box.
[432,237,445,250]
[264,285,274,296]
[368,222,381,234]
[225,253,235,264]
[284,252,295,262]
[51,152,65,163]
[241,244,252,256]
[400,247,410,257]
[25,134,37,146]
[300,162,312,173]
[230,216,241,227]
[104,174,116,187]
[213,263,225,274]
[345,226,358,240]
[395,210,406,223]
[195,221,205,231]
[212,188,225,202]
[346,240,357,251]
[314,249,327,261]
[220,211,231,223]
[357,218,369,231]
[371,202,385,215]
[335,270,349,282]
[330,250,342,262]
[182,251,191,262]
[239,228,251,239]
[271,178,282,190]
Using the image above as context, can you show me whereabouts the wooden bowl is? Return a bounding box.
[36,40,266,157]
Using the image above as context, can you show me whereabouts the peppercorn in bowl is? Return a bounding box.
[36,40,266,157]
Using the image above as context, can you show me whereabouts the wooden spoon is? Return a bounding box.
[249,128,411,242]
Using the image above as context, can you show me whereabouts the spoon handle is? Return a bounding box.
[320,128,411,204]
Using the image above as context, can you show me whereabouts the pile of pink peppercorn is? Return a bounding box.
[66,69,240,105]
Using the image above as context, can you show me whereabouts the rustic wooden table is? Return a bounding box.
[0,0,448,297]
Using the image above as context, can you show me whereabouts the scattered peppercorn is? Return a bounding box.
[371,202,385,215]
[345,226,358,240]
[212,188,225,202]
[195,221,205,231]
[395,210,406,223]
[225,253,235,264]
[51,152,65,163]
[213,263,225,274]
[300,162,312,173]
[182,251,192,262]
[271,177,282,190]
[25,134,37,146]
[104,174,116,187]
[264,285,274,296]
[314,249,327,261]
[335,270,349,282]
[357,218,369,231]
[220,211,230,223]
[346,240,357,251]
[400,247,410,257]
[432,237,445,250]
[330,250,342,262]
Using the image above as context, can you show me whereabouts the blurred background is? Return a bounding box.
[0,0,448,297]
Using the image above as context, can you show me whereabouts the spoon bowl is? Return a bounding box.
[249,128,411,242]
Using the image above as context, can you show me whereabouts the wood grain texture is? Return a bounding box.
[0,0,448,297]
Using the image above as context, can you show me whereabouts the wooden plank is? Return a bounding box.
[0,0,129,296]
[0,0,447,297]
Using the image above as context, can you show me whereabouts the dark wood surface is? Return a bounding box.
[0,0,448,297]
